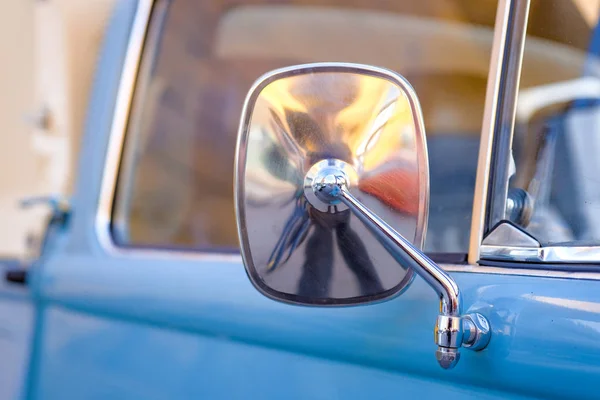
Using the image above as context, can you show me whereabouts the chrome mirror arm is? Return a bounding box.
[310,161,491,369]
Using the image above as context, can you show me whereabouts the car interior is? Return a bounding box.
[112,0,594,256]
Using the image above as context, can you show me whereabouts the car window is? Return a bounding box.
[112,0,499,254]
[495,1,600,246]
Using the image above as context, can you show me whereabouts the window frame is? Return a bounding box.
[95,0,600,278]
[477,0,600,267]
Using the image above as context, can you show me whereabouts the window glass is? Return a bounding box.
[502,1,600,245]
[113,0,498,253]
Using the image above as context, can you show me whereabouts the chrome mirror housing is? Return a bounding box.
[235,63,490,369]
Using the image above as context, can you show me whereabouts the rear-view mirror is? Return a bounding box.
[234,63,491,369]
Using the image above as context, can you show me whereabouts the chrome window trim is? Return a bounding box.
[475,0,600,266]
[483,0,531,235]
[443,263,600,281]
[95,0,153,255]
[110,0,168,243]
[94,0,600,279]
[468,0,529,264]
[480,245,600,264]
[95,0,243,263]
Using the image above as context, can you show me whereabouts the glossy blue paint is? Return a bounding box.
[30,253,600,399]
[33,306,534,400]
[15,0,600,399]
[0,264,34,400]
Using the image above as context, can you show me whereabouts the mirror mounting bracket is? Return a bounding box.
[308,158,491,369]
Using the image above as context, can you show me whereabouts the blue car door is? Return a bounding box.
[24,0,600,399]
[0,260,33,400]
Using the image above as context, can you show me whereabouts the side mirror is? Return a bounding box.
[235,63,490,369]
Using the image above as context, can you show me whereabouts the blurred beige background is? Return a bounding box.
[0,0,114,258]
[0,1,36,257]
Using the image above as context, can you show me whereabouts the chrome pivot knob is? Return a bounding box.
[435,312,492,369]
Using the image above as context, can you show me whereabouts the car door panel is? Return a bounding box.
[33,305,541,400]
[29,251,600,399]
[0,264,34,400]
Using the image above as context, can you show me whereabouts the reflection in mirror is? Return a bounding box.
[236,63,428,305]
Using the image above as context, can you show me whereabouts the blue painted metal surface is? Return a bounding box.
[33,305,535,400]
[29,253,600,399]
[10,0,600,399]
[0,262,34,400]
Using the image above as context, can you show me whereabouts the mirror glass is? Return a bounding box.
[236,64,429,305]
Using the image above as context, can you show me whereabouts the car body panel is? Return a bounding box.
[29,252,600,399]
[32,305,536,400]
[0,262,34,400]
